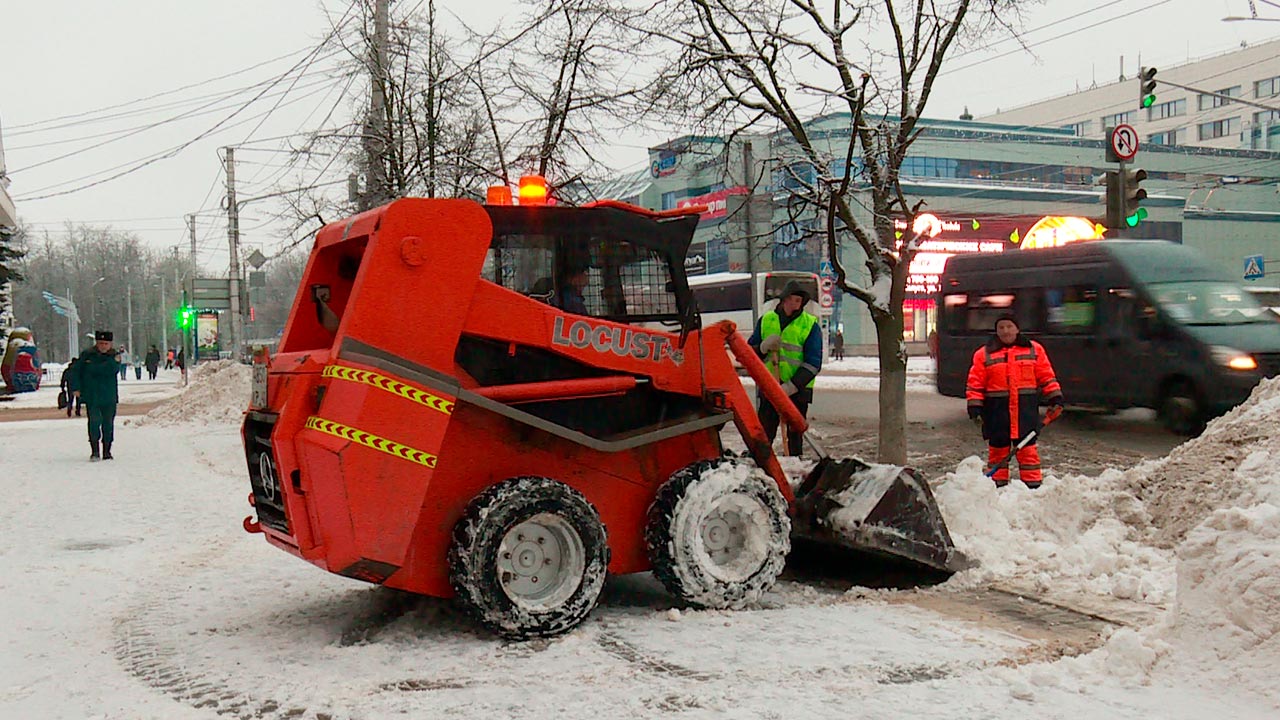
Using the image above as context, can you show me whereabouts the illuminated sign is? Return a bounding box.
[1019,216,1107,249]
[895,214,1006,296]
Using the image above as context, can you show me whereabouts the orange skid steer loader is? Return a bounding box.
[242,193,963,639]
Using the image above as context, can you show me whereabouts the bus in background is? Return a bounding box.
[689,271,822,339]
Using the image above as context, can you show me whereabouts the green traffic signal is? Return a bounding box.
[176,305,196,329]
[1139,66,1158,110]
[1125,207,1149,227]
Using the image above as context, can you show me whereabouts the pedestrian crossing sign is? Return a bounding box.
[1244,255,1265,281]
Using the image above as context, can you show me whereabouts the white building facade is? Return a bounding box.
[0,118,15,228]
[982,38,1280,152]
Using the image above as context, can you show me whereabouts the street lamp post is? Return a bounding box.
[90,276,106,328]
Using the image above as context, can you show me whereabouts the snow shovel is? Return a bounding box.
[791,434,968,574]
[985,405,1064,478]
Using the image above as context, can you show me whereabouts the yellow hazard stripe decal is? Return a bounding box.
[322,364,454,415]
[305,416,438,468]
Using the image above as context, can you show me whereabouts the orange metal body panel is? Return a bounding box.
[246,197,795,598]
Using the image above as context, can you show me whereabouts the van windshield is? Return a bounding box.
[1148,281,1270,325]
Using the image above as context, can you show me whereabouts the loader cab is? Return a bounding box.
[481,204,700,334]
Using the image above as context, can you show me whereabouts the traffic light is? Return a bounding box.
[1106,169,1149,229]
[176,304,196,329]
[1123,168,1148,226]
[1139,66,1158,109]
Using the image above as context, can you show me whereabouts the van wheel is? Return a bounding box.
[1159,381,1205,436]
[449,477,609,639]
[645,459,790,610]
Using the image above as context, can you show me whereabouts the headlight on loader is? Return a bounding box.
[1211,346,1258,371]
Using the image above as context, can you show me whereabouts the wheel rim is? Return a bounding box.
[497,513,586,610]
[697,494,771,583]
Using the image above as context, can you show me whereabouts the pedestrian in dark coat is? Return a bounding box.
[60,358,84,417]
[74,330,121,461]
[145,346,161,380]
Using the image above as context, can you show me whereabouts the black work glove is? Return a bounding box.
[968,406,983,427]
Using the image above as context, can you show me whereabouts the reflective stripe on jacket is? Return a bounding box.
[966,336,1063,441]
[760,310,819,388]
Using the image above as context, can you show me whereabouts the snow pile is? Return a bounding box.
[133,360,251,426]
[967,376,1280,700]
[1128,376,1280,548]
[1160,497,1280,697]
[932,460,1173,603]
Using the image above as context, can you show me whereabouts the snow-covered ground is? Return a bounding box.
[822,355,936,375]
[1,365,1278,718]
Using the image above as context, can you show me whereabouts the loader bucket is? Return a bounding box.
[791,458,968,574]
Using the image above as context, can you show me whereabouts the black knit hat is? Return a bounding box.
[994,314,1017,329]
[781,280,811,303]
[94,330,113,341]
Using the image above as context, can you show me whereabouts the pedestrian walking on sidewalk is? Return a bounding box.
[966,315,1063,488]
[60,358,83,417]
[145,345,161,380]
[74,330,121,461]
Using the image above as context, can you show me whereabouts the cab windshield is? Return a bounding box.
[1148,281,1270,325]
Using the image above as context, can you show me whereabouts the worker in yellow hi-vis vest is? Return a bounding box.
[748,281,823,457]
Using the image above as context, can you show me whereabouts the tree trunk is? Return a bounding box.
[874,309,907,465]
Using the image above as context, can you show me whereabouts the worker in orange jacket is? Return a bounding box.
[966,315,1064,488]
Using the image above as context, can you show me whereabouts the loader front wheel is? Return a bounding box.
[449,477,609,639]
[646,460,790,610]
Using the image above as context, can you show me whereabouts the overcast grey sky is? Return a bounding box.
[2,0,1278,273]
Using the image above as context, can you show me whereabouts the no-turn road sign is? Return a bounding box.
[1110,124,1139,161]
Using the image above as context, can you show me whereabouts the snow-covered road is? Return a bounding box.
[2,366,1278,718]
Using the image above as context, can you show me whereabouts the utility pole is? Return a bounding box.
[126,283,135,363]
[186,214,197,278]
[225,146,243,359]
[360,0,391,210]
[159,276,167,358]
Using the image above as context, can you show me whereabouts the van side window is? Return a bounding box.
[942,293,968,333]
[1045,286,1098,334]
[966,293,1015,332]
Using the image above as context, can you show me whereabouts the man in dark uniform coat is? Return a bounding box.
[74,330,121,461]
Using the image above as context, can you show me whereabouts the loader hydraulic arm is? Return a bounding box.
[723,323,808,433]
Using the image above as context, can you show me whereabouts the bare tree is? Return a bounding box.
[647,0,1023,463]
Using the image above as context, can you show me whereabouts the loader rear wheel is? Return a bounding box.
[449,477,609,640]
[646,459,790,610]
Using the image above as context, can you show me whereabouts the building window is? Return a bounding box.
[1254,110,1280,126]
[1149,129,1182,145]
[774,162,815,191]
[1064,120,1092,136]
[1255,76,1280,99]
[1101,111,1134,129]
[1199,86,1241,110]
[660,191,677,210]
[1147,98,1185,121]
[1198,117,1241,140]
[900,156,959,178]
